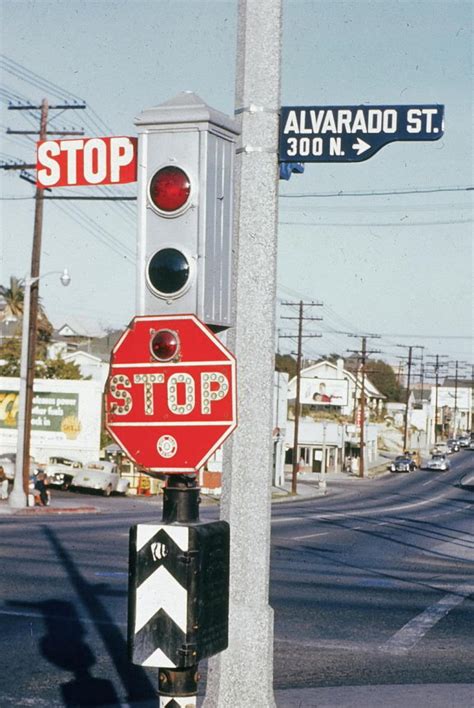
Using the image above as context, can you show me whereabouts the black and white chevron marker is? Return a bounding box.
[129,524,190,668]
[128,521,229,669]
[160,697,196,708]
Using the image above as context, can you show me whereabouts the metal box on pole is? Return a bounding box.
[135,92,239,331]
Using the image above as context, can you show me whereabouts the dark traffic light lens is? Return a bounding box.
[147,248,190,295]
[149,166,191,212]
[150,329,179,361]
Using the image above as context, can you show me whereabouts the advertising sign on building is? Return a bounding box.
[300,378,349,406]
[0,377,103,463]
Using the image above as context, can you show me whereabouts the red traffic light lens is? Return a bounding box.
[150,329,179,362]
[149,166,191,212]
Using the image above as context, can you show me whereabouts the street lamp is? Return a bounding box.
[9,268,71,508]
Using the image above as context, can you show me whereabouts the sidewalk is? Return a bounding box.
[272,458,391,502]
[0,496,100,515]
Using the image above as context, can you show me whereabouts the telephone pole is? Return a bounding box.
[6,98,85,502]
[280,300,322,494]
[426,355,448,445]
[396,344,424,451]
[347,335,380,478]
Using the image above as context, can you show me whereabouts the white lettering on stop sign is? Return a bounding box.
[36,136,137,188]
[111,371,230,416]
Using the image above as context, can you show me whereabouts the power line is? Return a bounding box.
[280,186,473,199]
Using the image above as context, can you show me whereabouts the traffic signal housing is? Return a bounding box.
[135,92,239,331]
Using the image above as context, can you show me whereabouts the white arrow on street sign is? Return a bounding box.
[352,137,371,155]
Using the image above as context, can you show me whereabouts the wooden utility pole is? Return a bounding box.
[348,335,380,477]
[21,98,48,495]
[280,300,322,494]
[5,98,85,502]
[396,344,424,452]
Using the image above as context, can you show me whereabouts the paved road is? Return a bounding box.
[270,452,474,703]
[0,452,472,707]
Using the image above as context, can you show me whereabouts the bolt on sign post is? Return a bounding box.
[105,314,237,707]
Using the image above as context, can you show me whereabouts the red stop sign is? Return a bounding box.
[105,315,237,473]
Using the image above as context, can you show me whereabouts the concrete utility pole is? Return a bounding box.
[204,1,282,705]
[280,301,322,494]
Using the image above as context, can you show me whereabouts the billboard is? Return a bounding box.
[0,377,103,464]
[300,378,349,406]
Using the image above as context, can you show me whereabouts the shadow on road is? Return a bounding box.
[6,526,157,705]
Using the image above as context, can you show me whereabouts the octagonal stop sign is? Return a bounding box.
[105,315,237,473]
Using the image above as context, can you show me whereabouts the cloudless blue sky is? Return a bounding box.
[1,0,472,373]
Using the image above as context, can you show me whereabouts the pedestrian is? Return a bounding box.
[34,472,50,506]
[0,465,9,500]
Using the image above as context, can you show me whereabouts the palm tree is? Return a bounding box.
[0,275,53,343]
[0,276,24,321]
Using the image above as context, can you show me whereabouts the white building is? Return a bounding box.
[287,358,385,418]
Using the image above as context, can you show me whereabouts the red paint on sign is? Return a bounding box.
[36,136,137,188]
[105,315,237,473]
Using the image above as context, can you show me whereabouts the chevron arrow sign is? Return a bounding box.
[128,521,230,668]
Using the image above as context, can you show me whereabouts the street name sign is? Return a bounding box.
[105,314,237,473]
[279,104,444,162]
[36,135,137,187]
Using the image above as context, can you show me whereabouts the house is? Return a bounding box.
[287,358,385,418]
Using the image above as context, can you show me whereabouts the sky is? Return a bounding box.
[0,0,472,381]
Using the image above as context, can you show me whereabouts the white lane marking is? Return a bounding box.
[272,516,304,524]
[422,479,435,486]
[291,531,329,541]
[381,583,474,655]
[432,540,474,561]
[0,608,126,627]
[310,487,462,521]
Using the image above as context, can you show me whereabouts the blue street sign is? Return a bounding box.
[279,104,444,163]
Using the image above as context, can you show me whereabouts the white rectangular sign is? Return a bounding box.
[300,378,349,406]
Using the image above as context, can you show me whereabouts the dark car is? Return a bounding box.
[389,455,415,473]
[446,439,460,453]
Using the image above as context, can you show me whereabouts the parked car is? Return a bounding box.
[468,439,474,451]
[426,454,450,472]
[431,442,450,456]
[0,455,16,480]
[458,435,470,448]
[44,457,83,490]
[0,453,40,480]
[389,455,416,473]
[70,461,129,496]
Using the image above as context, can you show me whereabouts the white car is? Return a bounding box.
[70,461,129,496]
[44,457,83,490]
[426,454,450,472]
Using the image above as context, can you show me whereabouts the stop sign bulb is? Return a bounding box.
[150,329,179,362]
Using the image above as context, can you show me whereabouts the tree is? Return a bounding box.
[367,359,403,402]
[38,355,83,380]
[275,353,297,379]
[0,276,54,346]
[0,338,84,380]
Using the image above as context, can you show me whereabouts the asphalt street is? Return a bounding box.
[0,452,472,707]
